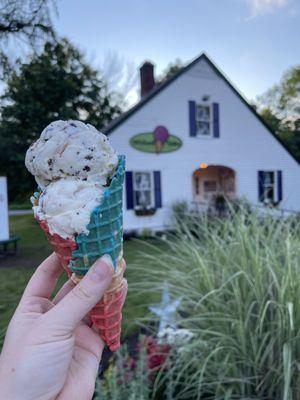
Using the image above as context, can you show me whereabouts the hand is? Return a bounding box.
[0,253,127,400]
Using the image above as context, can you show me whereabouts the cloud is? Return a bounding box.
[246,0,291,17]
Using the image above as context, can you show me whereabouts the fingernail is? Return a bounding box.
[91,254,114,281]
[101,254,114,271]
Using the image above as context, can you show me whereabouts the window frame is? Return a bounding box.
[132,171,154,209]
[195,103,213,138]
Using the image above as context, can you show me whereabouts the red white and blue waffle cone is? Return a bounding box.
[35,156,126,351]
[38,219,125,352]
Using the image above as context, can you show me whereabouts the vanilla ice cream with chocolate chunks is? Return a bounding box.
[32,179,105,239]
[26,120,118,239]
[25,120,118,189]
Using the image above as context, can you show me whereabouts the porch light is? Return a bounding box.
[200,163,208,169]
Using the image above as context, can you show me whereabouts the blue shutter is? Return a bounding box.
[153,171,162,208]
[189,101,196,137]
[258,171,265,202]
[213,103,220,138]
[125,171,134,210]
[277,170,282,202]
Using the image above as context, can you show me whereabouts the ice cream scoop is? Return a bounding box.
[153,125,169,153]
[33,179,104,239]
[25,120,118,189]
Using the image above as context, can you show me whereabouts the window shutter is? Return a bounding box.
[125,171,134,210]
[213,103,220,138]
[277,170,283,202]
[258,171,265,202]
[189,101,196,137]
[153,171,162,208]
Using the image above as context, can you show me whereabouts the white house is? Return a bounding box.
[105,53,300,232]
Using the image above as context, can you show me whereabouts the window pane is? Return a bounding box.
[135,190,152,207]
[264,172,274,185]
[264,186,274,202]
[197,121,210,135]
[197,105,210,121]
[134,172,151,190]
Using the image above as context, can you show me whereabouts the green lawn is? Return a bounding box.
[0,215,163,345]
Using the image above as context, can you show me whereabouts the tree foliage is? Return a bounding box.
[258,66,300,122]
[156,59,184,86]
[258,65,300,161]
[0,0,56,74]
[0,39,121,202]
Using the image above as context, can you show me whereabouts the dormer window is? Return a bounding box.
[196,104,211,136]
[189,101,219,138]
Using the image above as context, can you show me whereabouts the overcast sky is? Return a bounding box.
[55,0,300,104]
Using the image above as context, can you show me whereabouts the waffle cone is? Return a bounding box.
[38,219,77,278]
[89,258,125,351]
[33,156,126,351]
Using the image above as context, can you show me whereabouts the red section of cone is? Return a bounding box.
[90,280,125,351]
[38,219,77,278]
[37,217,125,351]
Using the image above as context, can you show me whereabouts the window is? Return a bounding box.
[204,180,217,193]
[133,172,153,208]
[261,171,275,204]
[196,104,211,136]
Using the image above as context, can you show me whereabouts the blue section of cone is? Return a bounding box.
[69,155,125,275]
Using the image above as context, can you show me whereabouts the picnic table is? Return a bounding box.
[0,235,20,257]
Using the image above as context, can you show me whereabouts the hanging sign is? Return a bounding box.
[130,125,182,154]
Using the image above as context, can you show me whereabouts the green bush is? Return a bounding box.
[128,211,300,399]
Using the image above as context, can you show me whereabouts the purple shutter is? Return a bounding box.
[213,103,220,138]
[189,101,196,137]
[153,171,162,208]
[258,171,265,202]
[125,171,134,210]
[277,171,282,202]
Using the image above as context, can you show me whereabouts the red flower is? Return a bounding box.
[143,336,170,370]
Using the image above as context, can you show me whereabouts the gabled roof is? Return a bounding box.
[104,52,299,164]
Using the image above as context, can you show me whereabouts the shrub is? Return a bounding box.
[129,211,300,399]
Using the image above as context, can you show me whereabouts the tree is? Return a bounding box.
[258,65,300,161]
[258,65,300,127]
[0,0,56,75]
[0,39,121,202]
[156,59,184,86]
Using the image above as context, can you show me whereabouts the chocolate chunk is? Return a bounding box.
[85,155,93,160]
[83,165,91,172]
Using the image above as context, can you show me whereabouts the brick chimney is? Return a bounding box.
[140,61,155,97]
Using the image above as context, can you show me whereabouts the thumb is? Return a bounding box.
[45,255,114,332]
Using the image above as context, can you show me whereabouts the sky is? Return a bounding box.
[54,0,300,105]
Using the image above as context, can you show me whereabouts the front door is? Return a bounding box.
[193,166,235,209]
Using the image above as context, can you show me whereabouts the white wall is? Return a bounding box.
[0,177,9,240]
[108,57,300,231]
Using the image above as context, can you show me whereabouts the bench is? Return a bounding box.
[0,235,20,257]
